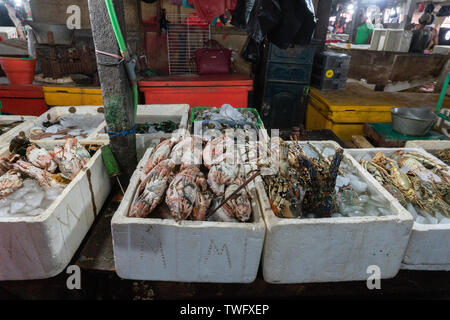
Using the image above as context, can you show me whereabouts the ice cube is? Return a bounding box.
[0,206,10,217]
[322,148,335,158]
[415,215,428,224]
[358,195,369,203]
[407,203,418,219]
[0,197,11,208]
[336,175,350,187]
[24,192,44,209]
[10,201,26,214]
[348,210,364,217]
[23,179,40,192]
[40,199,54,210]
[434,212,445,222]
[348,175,368,193]
[45,125,63,133]
[378,207,392,216]
[45,188,62,201]
[418,209,438,224]
[302,145,319,159]
[8,186,29,200]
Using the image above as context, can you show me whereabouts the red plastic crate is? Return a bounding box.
[0,84,48,116]
[138,74,253,108]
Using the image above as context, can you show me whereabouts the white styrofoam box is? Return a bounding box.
[370,29,412,52]
[432,45,450,55]
[112,148,266,282]
[258,141,413,284]
[96,104,190,160]
[405,140,450,154]
[0,115,36,148]
[14,106,107,143]
[0,140,111,280]
[348,148,450,271]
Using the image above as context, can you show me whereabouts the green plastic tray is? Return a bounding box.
[190,106,263,127]
[369,123,448,141]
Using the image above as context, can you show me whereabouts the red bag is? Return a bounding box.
[195,48,231,75]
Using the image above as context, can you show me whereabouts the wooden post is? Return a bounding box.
[88,0,137,185]
[348,0,362,43]
[400,0,415,30]
[314,0,333,52]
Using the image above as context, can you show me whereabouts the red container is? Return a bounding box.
[0,84,48,116]
[138,74,253,108]
[0,57,36,85]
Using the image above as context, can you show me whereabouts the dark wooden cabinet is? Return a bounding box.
[255,41,317,129]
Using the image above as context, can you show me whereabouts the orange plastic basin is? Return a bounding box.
[0,57,36,85]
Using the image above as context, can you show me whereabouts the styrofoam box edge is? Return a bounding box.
[405,140,450,154]
[95,104,190,159]
[14,106,107,144]
[0,139,111,280]
[258,141,414,284]
[0,116,37,148]
[112,147,266,283]
[347,147,450,270]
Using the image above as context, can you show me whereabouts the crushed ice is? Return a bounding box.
[0,179,63,218]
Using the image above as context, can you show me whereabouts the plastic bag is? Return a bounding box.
[241,36,261,63]
[231,0,316,48]
[210,104,247,122]
[231,0,264,43]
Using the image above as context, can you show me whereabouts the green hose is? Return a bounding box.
[435,73,450,122]
[105,0,128,59]
[104,0,137,122]
[436,73,450,113]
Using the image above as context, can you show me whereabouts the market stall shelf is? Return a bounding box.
[96,104,189,160]
[257,141,413,284]
[0,115,36,148]
[0,140,111,280]
[348,148,450,271]
[111,148,266,283]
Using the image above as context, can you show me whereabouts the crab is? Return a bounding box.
[52,138,90,180]
[26,145,58,173]
[165,165,210,221]
[207,163,241,196]
[143,138,178,175]
[0,154,20,176]
[0,170,23,199]
[170,135,204,166]
[13,160,65,189]
[203,134,235,169]
[221,179,252,222]
[129,159,176,218]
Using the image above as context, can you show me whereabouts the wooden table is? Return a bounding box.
[330,48,449,90]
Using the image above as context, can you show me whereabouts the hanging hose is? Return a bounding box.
[435,73,450,122]
[104,0,138,122]
[105,0,128,59]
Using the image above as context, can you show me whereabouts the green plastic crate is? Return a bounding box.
[190,106,263,127]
